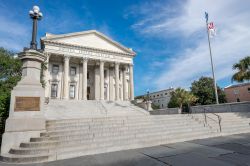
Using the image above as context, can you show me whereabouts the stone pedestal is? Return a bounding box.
[145,101,152,111]
[1,49,46,154]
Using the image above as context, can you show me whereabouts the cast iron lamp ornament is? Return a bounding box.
[147,90,150,102]
[29,6,43,50]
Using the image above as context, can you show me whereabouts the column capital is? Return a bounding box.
[115,62,120,67]
[109,63,115,68]
[63,55,70,61]
[81,57,88,63]
[120,63,129,70]
[100,60,105,64]
[83,57,88,61]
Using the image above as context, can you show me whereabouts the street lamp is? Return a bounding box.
[29,6,43,50]
[147,89,150,101]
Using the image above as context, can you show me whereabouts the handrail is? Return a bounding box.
[203,107,222,132]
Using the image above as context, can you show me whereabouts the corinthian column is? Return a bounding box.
[129,64,134,100]
[115,62,119,100]
[122,66,127,101]
[82,58,88,100]
[44,52,50,98]
[63,55,69,99]
[100,60,104,100]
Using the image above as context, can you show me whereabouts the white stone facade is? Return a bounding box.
[140,88,174,109]
[41,30,135,101]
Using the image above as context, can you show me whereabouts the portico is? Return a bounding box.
[42,30,135,101]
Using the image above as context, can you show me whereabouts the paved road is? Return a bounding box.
[1,133,250,166]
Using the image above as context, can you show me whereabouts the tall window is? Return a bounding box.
[52,64,59,74]
[70,67,76,76]
[69,85,75,99]
[104,70,107,78]
[51,84,58,98]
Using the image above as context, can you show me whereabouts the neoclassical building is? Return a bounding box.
[41,30,135,101]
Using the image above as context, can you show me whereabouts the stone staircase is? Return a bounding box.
[1,114,218,163]
[1,100,250,164]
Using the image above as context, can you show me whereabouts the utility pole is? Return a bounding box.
[205,12,219,104]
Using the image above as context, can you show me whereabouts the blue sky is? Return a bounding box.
[1,0,250,96]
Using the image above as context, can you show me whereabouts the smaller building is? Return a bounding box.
[224,83,250,103]
[137,88,174,109]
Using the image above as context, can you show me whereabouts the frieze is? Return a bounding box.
[58,47,114,59]
[45,44,133,64]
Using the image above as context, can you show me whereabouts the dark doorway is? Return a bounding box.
[87,87,90,100]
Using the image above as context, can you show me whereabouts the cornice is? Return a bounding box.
[42,40,135,57]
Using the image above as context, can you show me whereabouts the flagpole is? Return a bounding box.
[205,12,219,104]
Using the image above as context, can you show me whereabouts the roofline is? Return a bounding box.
[135,88,175,97]
[41,30,136,55]
[224,82,250,89]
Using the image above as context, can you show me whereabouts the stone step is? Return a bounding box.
[22,128,211,149]
[46,121,249,135]
[0,153,49,164]
[46,116,195,125]
[207,122,250,128]
[41,123,206,137]
[222,126,250,132]
[46,118,197,129]
[13,130,213,156]
[193,115,250,121]
[46,120,200,132]
[46,118,199,127]
[46,116,192,125]
[55,132,220,161]
[32,126,210,143]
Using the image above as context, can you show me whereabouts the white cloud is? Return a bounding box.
[129,0,250,90]
[0,5,30,51]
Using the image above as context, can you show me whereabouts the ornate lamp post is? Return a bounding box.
[146,89,150,110]
[147,89,150,102]
[29,6,43,50]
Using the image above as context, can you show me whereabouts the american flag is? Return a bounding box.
[208,22,216,37]
[208,22,215,30]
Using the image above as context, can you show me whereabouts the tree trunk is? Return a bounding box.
[178,104,182,114]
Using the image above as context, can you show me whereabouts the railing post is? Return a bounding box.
[204,108,207,125]
[219,116,222,132]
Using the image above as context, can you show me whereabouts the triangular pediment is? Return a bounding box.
[41,30,135,55]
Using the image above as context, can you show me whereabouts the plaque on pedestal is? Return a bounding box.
[14,97,40,112]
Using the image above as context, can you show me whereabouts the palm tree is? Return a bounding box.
[171,88,197,113]
[232,56,250,82]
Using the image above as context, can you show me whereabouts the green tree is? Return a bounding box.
[151,103,160,110]
[190,77,226,105]
[0,47,22,144]
[168,88,197,113]
[232,56,250,82]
